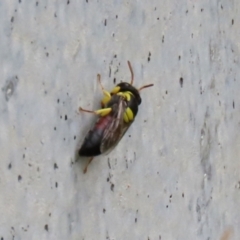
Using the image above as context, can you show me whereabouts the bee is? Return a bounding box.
[79,61,153,173]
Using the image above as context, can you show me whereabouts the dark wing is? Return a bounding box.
[100,95,132,154]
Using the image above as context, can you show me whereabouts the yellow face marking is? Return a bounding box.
[116,92,124,97]
[95,108,112,116]
[111,86,121,94]
[124,92,132,101]
[117,91,132,101]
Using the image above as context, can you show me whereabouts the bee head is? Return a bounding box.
[108,61,153,105]
[111,82,142,105]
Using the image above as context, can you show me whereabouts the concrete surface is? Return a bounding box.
[0,0,240,240]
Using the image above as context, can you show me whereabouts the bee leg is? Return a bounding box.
[79,107,112,116]
[97,74,104,91]
[79,107,96,114]
[97,74,111,107]
[83,157,94,174]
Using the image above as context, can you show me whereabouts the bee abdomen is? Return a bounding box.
[79,115,111,157]
[79,128,104,156]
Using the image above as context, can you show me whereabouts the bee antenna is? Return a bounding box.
[138,84,154,91]
[127,61,134,85]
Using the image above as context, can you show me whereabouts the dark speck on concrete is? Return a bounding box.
[54,163,58,169]
[18,175,22,182]
[180,77,183,87]
[44,224,48,231]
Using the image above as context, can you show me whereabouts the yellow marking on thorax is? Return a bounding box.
[100,87,135,122]
[111,86,121,94]
[116,91,134,123]
[123,107,134,123]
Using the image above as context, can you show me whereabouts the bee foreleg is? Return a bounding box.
[83,157,94,174]
[97,74,104,91]
[97,74,111,106]
[101,90,111,106]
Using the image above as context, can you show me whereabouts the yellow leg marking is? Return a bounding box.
[103,90,111,98]
[126,107,134,121]
[95,108,112,116]
[101,90,111,106]
[111,86,120,94]
[83,157,94,174]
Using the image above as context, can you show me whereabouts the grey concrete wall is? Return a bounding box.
[0,0,239,240]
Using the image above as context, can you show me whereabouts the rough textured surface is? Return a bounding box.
[0,0,239,240]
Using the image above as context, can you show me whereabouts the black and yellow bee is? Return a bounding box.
[79,61,153,173]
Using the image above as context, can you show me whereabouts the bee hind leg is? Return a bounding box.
[83,157,94,174]
[79,107,96,114]
[79,107,112,117]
